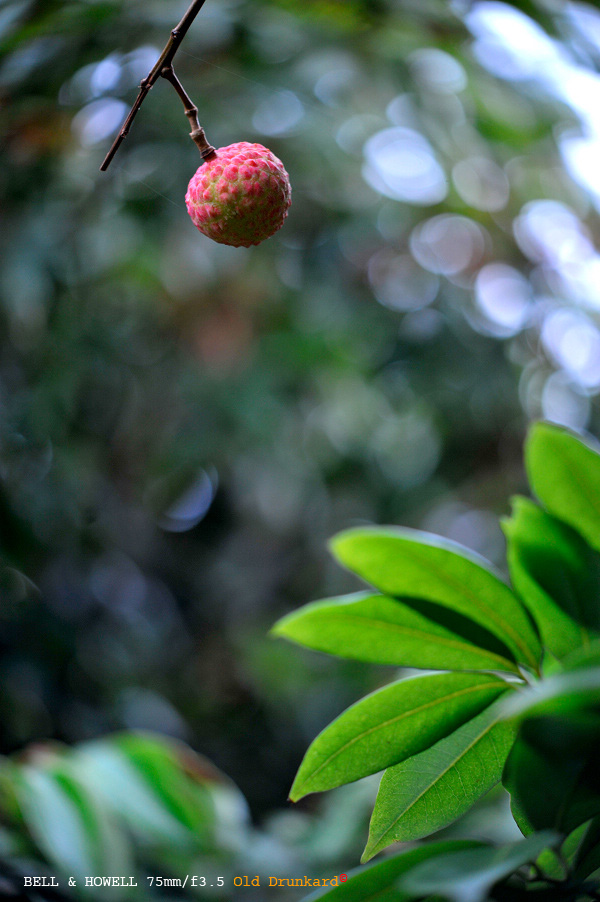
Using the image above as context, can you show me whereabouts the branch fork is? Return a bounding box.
[100,0,216,171]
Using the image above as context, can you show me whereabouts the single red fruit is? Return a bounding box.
[185,142,292,247]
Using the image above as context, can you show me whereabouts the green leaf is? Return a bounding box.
[11,755,133,882]
[503,720,600,835]
[290,672,512,801]
[525,422,600,555]
[363,704,517,861]
[272,591,519,674]
[304,840,486,902]
[562,639,600,672]
[502,700,600,837]
[503,497,595,657]
[517,816,590,881]
[573,816,600,880]
[399,832,559,902]
[75,731,218,848]
[501,668,600,720]
[330,528,540,671]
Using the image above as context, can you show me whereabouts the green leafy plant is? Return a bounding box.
[273,422,600,899]
[0,731,249,896]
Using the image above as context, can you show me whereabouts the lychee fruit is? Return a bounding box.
[185,142,291,248]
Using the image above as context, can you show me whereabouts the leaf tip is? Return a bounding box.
[526,420,560,445]
[269,611,298,640]
[326,531,346,560]
[360,843,376,864]
[288,781,305,804]
[328,527,369,570]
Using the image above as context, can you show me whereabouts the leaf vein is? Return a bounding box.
[369,717,501,853]
[303,681,507,787]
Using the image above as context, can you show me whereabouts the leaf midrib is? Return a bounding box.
[367,714,503,856]
[290,611,517,671]
[299,680,509,790]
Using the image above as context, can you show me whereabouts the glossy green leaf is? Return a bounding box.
[525,422,600,555]
[330,528,540,671]
[272,591,519,674]
[290,672,511,801]
[305,840,485,902]
[503,497,595,657]
[363,704,517,861]
[11,758,133,882]
[399,832,559,902]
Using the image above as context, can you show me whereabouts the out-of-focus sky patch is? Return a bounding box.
[252,89,305,136]
[466,1,600,205]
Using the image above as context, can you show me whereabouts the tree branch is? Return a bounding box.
[160,65,216,160]
[100,0,213,171]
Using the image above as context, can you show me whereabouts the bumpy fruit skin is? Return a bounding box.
[185,142,291,247]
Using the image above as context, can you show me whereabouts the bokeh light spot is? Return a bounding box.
[363,127,447,205]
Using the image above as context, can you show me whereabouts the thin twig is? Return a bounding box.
[160,65,216,160]
[100,0,212,171]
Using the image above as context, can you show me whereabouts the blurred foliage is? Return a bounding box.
[0,730,375,897]
[2,0,600,894]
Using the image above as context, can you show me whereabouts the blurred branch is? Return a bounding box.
[100,0,215,171]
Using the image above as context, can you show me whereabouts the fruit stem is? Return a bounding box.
[160,66,216,161]
[99,0,212,171]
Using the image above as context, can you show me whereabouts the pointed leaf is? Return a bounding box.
[525,422,600,555]
[503,497,599,656]
[290,672,511,801]
[272,592,519,674]
[304,840,486,902]
[400,832,559,902]
[330,528,540,671]
[363,704,517,861]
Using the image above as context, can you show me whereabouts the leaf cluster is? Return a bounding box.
[273,422,600,899]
